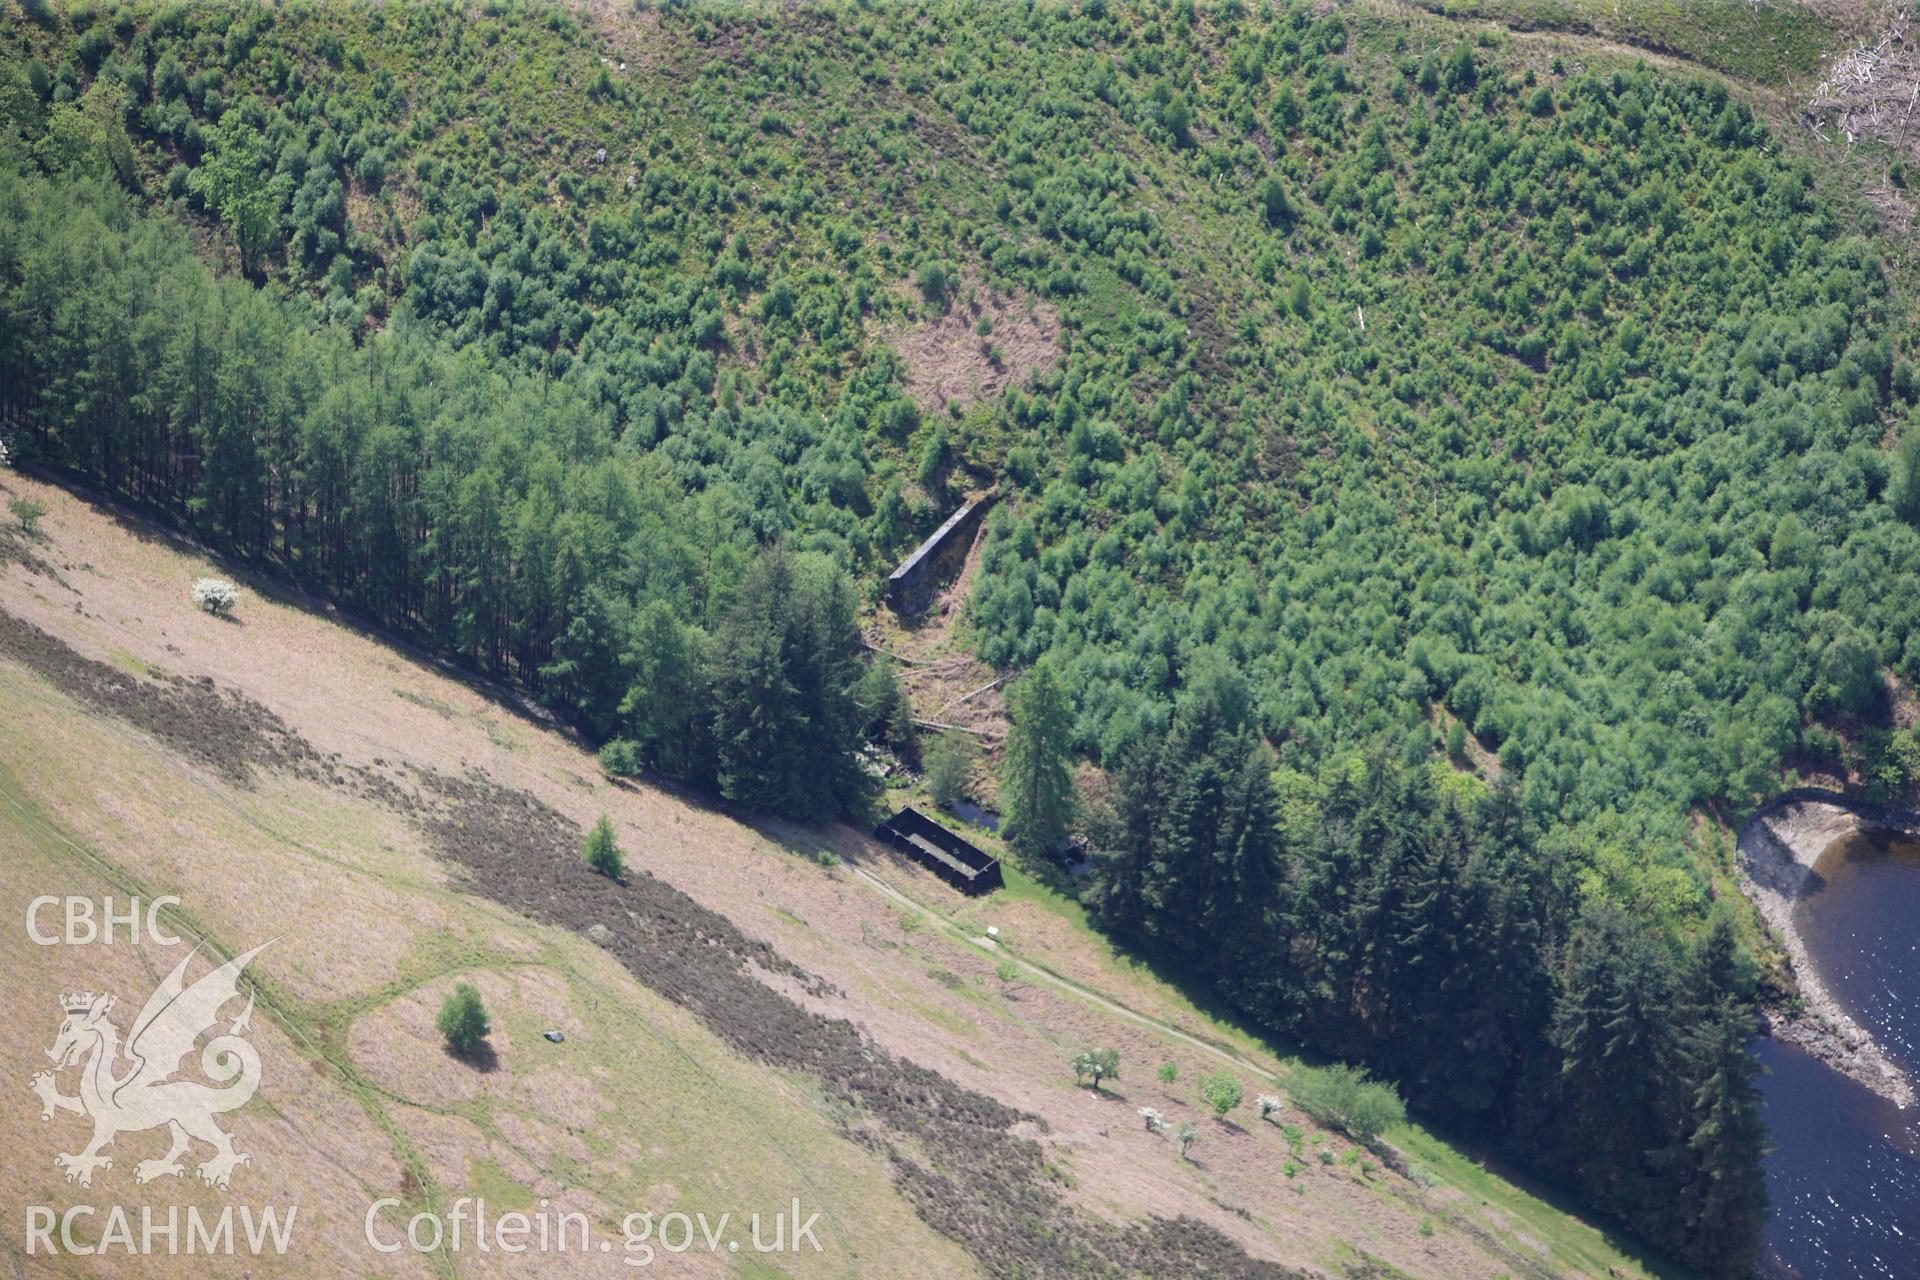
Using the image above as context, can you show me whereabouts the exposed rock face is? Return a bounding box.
[1738,794,1917,1107]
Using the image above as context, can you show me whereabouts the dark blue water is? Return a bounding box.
[1797,831,1920,1073]
[946,798,1000,831]
[1758,830,1920,1279]
[1755,1038,1919,1278]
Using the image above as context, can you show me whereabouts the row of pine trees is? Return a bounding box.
[0,165,897,822]
[1074,661,1769,1277]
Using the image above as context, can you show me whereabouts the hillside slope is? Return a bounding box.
[0,475,1673,1278]
[8,1,1920,1273]
[6,0,1918,843]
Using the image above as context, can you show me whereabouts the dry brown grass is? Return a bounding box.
[0,477,983,1279]
[892,281,1061,416]
[0,830,418,1277]
[0,474,1646,1278]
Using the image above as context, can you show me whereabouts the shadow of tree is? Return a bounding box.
[445,1039,499,1073]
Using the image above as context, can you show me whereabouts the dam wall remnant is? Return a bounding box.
[887,492,995,616]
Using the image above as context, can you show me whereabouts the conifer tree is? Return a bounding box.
[582,815,623,878]
[709,546,873,820]
[1890,427,1920,528]
[436,982,491,1058]
[619,599,712,781]
[711,591,798,814]
[1001,659,1075,856]
[1671,1013,1769,1278]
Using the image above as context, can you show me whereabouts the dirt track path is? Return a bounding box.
[844,861,1290,1086]
[832,861,1584,1274]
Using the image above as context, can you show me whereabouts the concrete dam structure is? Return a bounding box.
[886,491,996,616]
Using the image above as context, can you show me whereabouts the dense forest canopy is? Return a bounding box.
[7,3,1916,856]
[6,2,1920,1273]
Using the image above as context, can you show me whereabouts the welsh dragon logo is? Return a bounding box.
[29,939,275,1190]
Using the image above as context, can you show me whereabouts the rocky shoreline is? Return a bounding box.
[1738,793,1917,1108]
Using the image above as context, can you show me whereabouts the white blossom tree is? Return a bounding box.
[193,577,239,616]
[1071,1047,1120,1092]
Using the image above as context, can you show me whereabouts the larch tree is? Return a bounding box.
[1000,659,1075,857]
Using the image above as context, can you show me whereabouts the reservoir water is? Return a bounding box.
[1758,829,1920,1278]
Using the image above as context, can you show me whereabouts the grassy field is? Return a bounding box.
[0,716,969,1280]
[1399,0,1875,86]
[0,473,1692,1277]
[0,492,978,1277]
